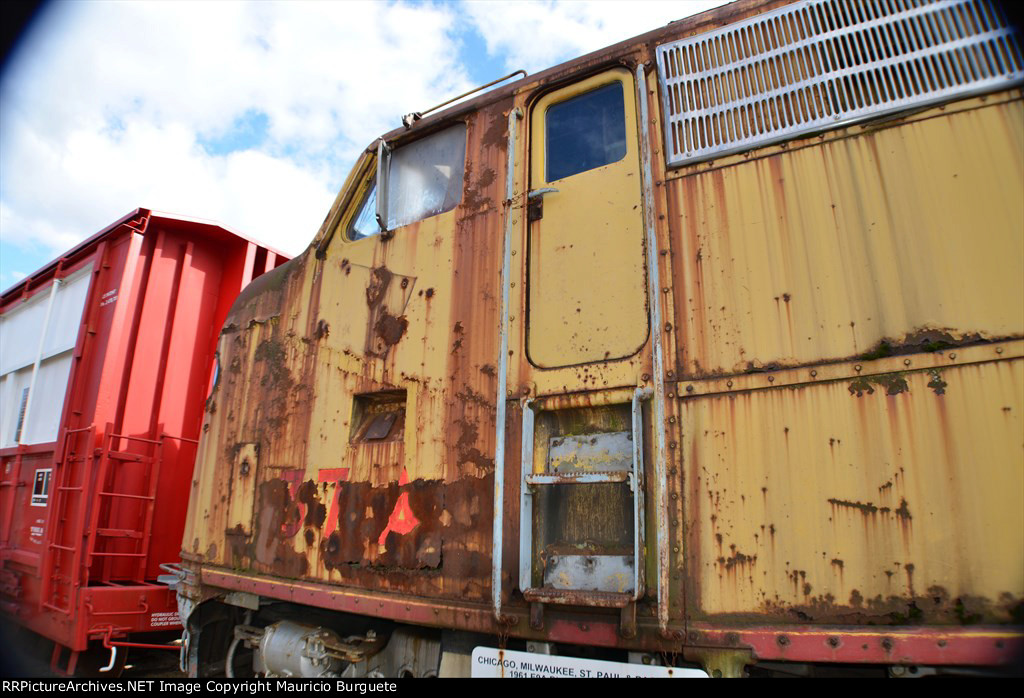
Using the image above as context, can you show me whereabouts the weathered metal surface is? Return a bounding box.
[680,353,1023,624]
[204,565,1022,664]
[525,472,628,485]
[186,103,513,605]
[547,432,633,474]
[526,68,648,368]
[672,340,1023,398]
[544,554,635,594]
[493,107,523,621]
[522,588,634,608]
[636,62,673,637]
[666,93,1024,377]
[178,0,1024,672]
[517,395,648,610]
[686,623,1024,666]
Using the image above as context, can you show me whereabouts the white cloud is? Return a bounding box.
[463,0,730,74]
[0,0,730,268]
[1,0,473,259]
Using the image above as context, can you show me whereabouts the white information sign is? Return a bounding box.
[471,647,707,678]
[150,611,181,628]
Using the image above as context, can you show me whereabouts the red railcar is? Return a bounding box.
[0,209,286,673]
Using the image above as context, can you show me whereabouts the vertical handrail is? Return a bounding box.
[492,106,523,621]
[516,400,536,595]
[84,423,116,583]
[635,63,672,635]
[134,433,165,581]
[631,388,651,600]
[42,426,70,609]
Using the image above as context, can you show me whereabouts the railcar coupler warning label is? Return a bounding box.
[150,610,180,627]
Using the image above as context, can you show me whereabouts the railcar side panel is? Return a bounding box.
[0,211,287,662]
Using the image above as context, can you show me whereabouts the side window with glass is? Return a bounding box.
[347,123,467,241]
[347,184,379,241]
[546,82,626,182]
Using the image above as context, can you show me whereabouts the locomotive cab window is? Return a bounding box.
[546,81,626,182]
[375,122,467,233]
[347,181,379,240]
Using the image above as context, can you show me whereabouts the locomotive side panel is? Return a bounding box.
[666,97,1024,378]
[662,95,1024,626]
[177,0,1024,676]
[185,104,513,602]
[680,355,1023,622]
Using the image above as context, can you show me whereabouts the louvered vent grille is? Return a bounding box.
[656,0,1023,167]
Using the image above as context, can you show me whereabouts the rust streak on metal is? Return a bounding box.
[828,498,879,516]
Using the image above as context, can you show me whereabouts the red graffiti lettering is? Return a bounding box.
[279,470,305,539]
[318,467,349,537]
[378,469,420,550]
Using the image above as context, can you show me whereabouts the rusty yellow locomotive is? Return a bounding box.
[175,0,1024,678]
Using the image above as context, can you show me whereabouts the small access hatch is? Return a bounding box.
[350,391,406,444]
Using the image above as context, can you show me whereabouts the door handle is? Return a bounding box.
[527,188,559,199]
[526,188,559,222]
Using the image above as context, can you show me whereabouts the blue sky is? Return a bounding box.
[0,0,726,291]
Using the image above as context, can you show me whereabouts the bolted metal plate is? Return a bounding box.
[547,431,632,474]
[544,554,635,594]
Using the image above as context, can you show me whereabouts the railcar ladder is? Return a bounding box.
[85,424,165,583]
[40,426,95,614]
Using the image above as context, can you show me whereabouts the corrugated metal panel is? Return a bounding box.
[667,95,1024,376]
[681,353,1023,622]
[657,0,1024,166]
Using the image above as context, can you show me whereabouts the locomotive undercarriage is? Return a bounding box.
[184,597,698,678]
[183,596,1014,678]
[186,601,439,678]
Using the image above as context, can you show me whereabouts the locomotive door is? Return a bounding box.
[514,69,650,621]
[526,68,648,369]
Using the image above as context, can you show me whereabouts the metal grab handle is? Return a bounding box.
[100,646,118,673]
[526,188,559,223]
[527,188,559,199]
